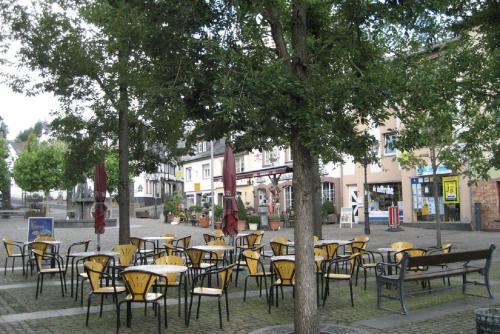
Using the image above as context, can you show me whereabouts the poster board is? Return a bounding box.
[27,217,54,242]
[442,175,459,204]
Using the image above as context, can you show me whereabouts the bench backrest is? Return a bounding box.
[403,244,495,269]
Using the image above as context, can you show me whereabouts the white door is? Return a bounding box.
[348,185,359,224]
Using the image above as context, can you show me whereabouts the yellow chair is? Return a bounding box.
[318,242,339,261]
[352,246,384,290]
[213,229,225,239]
[174,235,192,250]
[314,247,327,303]
[160,233,176,250]
[235,233,260,286]
[187,264,235,330]
[394,248,428,271]
[269,241,288,256]
[83,261,126,326]
[154,255,186,317]
[118,270,165,333]
[242,250,272,302]
[255,230,264,245]
[26,241,48,276]
[313,235,320,243]
[75,254,113,305]
[354,235,370,243]
[186,248,217,279]
[113,244,137,270]
[203,233,217,244]
[323,253,359,307]
[65,239,91,273]
[31,241,67,299]
[130,237,155,264]
[269,259,295,313]
[207,240,227,265]
[390,241,414,249]
[2,239,26,275]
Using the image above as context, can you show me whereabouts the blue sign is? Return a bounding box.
[27,217,54,242]
[416,164,452,176]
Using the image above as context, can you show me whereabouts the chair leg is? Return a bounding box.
[164,294,168,328]
[323,280,329,306]
[35,274,40,299]
[196,295,201,319]
[364,268,368,290]
[218,299,223,330]
[100,294,104,317]
[225,292,230,321]
[268,286,273,314]
[243,276,248,301]
[116,301,122,334]
[157,303,161,334]
[263,276,269,303]
[349,280,354,307]
[86,294,92,326]
[59,272,65,297]
[40,274,44,294]
[11,257,15,273]
[4,258,7,275]
[187,293,194,327]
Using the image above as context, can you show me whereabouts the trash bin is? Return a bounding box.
[475,308,500,334]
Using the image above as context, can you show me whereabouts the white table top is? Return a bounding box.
[286,240,351,247]
[123,264,188,275]
[377,247,407,253]
[192,245,234,252]
[271,255,324,262]
[70,251,119,257]
[25,240,61,245]
[141,236,175,241]
[236,232,251,238]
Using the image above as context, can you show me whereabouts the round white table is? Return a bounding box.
[141,236,176,252]
[271,255,324,262]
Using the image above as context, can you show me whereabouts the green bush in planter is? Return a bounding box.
[164,192,183,215]
[269,214,281,221]
[214,204,223,222]
[237,197,247,221]
[247,214,260,225]
[322,200,336,217]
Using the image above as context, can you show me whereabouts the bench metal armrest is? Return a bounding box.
[375,262,399,277]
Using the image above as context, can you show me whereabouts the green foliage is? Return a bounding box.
[236,197,247,221]
[247,214,260,225]
[268,214,281,222]
[0,138,10,193]
[13,138,65,193]
[105,151,119,196]
[15,121,44,142]
[214,204,223,222]
[321,201,336,217]
[164,192,183,215]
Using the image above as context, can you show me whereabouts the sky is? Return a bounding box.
[0,83,57,141]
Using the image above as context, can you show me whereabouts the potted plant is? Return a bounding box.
[322,200,337,224]
[237,197,247,231]
[163,192,183,223]
[214,204,223,230]
[198,202,211,228]
[269,213,281,231]
[247,214,260,231]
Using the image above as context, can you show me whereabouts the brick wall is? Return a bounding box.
[472,178,500,231]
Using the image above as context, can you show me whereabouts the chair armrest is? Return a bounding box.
[375,262,400,277]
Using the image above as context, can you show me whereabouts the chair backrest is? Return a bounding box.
[219,265,235,292]
[313,235,319,243]
[255,230,264,245]
[161,233,176,238]
[160,233,175,248]
[313,247,327,272]
[186,248,205,268]
[129,237,144,251]
[354,235,370,243]
[270,241,287,256]
[30,242,49,271]
[83,254,113,269]
[121,270,158,301]
[348,241,366,253]
[113,244,137,267]
[272,259,295,285]
[394,248,427,264]
[35,236,55,242]
[346,253,359,276]
[271,236,288,244]
[84,261,105,291]
[176,236,192,249]
[154,255,185,284]
[243,250,262,275]
[213,230,225,239]
[203,233,216,244]
[207,240,225,259]
[67,240,91,255]
[390,241,414,249]
[244,234,259,248]
[442,243,452,253]
[320,242,339,261]
[3,239,18,256]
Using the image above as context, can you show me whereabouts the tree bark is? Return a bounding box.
[2,183,11,209]
[118,42,131,245]
[430,147,442,247]
[311,155,322,239]
[291,131,319,334]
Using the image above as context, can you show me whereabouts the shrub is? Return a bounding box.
[322,200,336,216]
[237,197,247,221]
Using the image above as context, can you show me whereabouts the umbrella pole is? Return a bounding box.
[97,234,101,252]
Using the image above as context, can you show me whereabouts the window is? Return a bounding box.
[186,195,194,208]
[284,186,293,212]
[235,156,245,173]
[263,149,278,166]
[194,141,208,154]
[202,164,210,179]
[322,182,335,203]
[285,147,293,162]
[384,133,397,155]
[185,167,192,181]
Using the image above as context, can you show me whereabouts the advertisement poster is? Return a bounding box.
[27,217,54,242]
[340,207,353,224]
[442,175,459,204]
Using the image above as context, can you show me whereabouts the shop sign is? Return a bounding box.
[372,185,394,195]
[416,164,452,176]
[442,175,459,204]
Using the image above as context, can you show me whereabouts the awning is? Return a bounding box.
[213,165,293,182]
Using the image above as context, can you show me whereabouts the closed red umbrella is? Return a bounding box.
[222,145,239,235]
[94,163,107,250]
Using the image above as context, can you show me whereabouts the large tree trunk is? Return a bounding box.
[291,132,319,334]
[430,147,442,247]
[311,155,322,239]
[2,183,11,209]
[118,44,131,245]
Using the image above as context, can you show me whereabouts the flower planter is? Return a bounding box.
[248,223,259,231]
[238,220,247,232]
[214,221,223,230]
[198,216,210,228]
[269,219,281,231]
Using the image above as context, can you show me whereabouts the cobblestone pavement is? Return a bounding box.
[0,216,499,333]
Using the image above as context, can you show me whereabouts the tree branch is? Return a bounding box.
[261,1,291,64]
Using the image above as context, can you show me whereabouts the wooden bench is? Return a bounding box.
[375,244,496,314]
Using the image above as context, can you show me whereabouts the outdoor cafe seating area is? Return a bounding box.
[1,227,466,333]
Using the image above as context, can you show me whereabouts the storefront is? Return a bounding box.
[411,172,461,223]
[367,182,403,222]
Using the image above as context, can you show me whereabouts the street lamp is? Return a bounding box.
[361,131,379,235]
